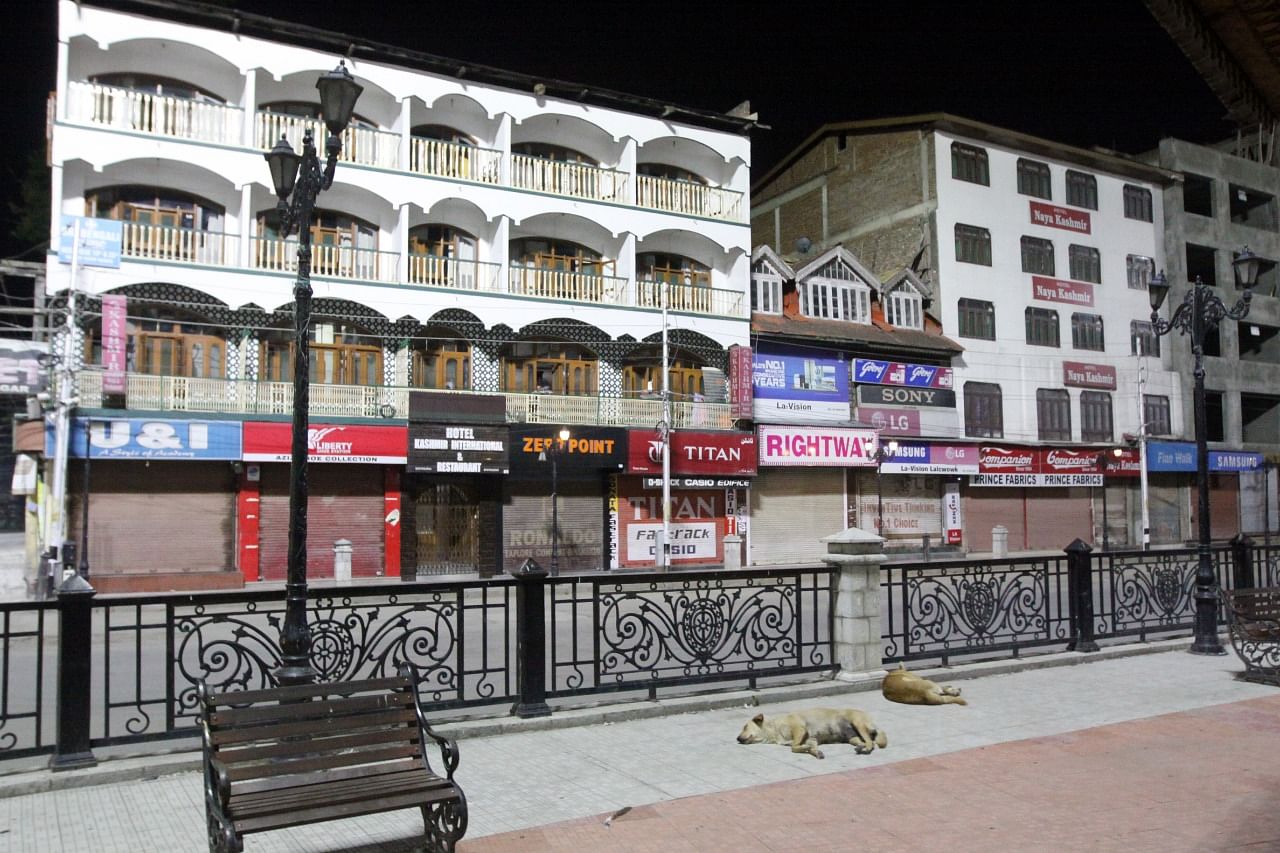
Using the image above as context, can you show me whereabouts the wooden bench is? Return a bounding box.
[198,664,467,853]
[1224,587,1280,687]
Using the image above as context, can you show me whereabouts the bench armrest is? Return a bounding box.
[398,661,461,782]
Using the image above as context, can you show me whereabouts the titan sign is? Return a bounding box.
[851,359,953,388]
[626,430,757,476]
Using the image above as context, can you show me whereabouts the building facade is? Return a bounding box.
[46,0,754,589]
[752,115,1214,552]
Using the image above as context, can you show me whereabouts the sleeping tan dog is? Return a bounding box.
[881,664,967,706]
[736,707,887,759]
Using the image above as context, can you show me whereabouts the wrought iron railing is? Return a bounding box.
[635,175,744,222]
[0,603,55,760]
[409,137,501,183]
[65,81,243,145]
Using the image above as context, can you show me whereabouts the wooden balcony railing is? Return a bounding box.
[407,255,502,291]
[120,222,238,266]
[636,277,748,318]
[254,111,400,170]
[510,154,628,202]
[75,371,732,428]
[635,175,744,222]
[507,267,624,304]
[251,236,399,283]
[409,138,501,183]
[65,81,243,145]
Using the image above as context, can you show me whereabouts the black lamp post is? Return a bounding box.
[78,419,93,579]
[873,437,899,536]
[263,61,363,686]
[539,427,571,575]
[1096,447,1122,552]
[1148,246,1262,656]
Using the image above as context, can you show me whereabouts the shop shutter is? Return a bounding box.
[961,488,1027,553]
[503,479,604,573]
[1192,473,1240,541]
[1025,487,1091,552]
[258,464,384,581]
[749,468,845,566]
[67,461,235,573]
[1147,475,1184,545]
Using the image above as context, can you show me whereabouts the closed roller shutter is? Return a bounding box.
[1147,476,1184,545]
[504,479,603,573]
[749,468,845,566]
[962,488,1026,552]
[1193,473,1240,541]
[67,461,235,573]
[1025,487,1091,551]
[258,464,383,580]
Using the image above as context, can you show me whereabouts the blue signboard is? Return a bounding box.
[1146,441,1263,473]
[49,418,243,460]
[751,347,850,424]
[57,216,122,269]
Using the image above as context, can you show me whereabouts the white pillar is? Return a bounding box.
[821,526,888,680]
[396,204,410,284]
[241,70,257,148]
[493,216,511,292]
[495,114,512,184]
[238,184,253,268]
[398,98,412,171]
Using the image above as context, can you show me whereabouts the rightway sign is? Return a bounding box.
[57,216,122,269]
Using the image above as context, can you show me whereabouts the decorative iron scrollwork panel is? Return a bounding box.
[1107,553,1197,634]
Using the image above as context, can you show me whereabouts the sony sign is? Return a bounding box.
[856,386,956,408]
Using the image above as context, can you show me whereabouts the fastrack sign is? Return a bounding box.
[1029,200,1092,234]
[1031,276,1095,307]
[1062,361,1117,390]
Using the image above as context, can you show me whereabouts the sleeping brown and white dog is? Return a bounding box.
[880,663,967,706]
[736,707,887,759]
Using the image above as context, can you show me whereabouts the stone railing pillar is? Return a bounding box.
[821,527,888,682]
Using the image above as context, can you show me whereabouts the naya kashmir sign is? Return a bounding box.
[1028,201,1091,234]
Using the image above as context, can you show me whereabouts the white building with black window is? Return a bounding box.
[752,115,1191,551]
[45,0,755,589]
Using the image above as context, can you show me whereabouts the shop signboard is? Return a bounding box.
[943,482,963,544]
[971,445,1101,486]
[408,390,505,423]
[880,442,979,475]
[101,294,128,394]
[0,339,47,395]
[1031,276,1095,307]
[57,215,122,268]
[507,425,626,476]
[1146,441,1264,473]
[616,480,727,567]
[1029,200,1092,234]
[243,422,407,464]
[641,477,752,489]
[855,405,962,437]
[728,344,753,420]
[626,430,756,476]
[851,359,953,389]
[752,347,850,424]
[855,385,955,407]
[757,424,879,467]
[1062,361,1117,391]
[54,417,242,460]
[408,424,508,474]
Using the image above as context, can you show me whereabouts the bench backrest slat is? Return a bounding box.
[217,725,419,764]
[207,675,411,707]
[225,743,423,783]
[208,691,412,729]
[209,707,418,747]
[229,758,430,798]
[1226,588,1280,622]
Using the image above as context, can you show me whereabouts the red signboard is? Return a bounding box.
[1041,448,1102,474]
[1062,361,1118,390]
[627,430,757,475]
[1031,276,1095,307]
[1029,200,1092,234]
[616,478,726,568]
[978,446,1138,476]
[101,294,128,394]
[243,422,408,463]
[979,446,1040,474]
[729,344,753,420]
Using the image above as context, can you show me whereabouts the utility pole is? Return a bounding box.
[657,273,673,571]
[47,219,80,589]
[1137,358,1152,551]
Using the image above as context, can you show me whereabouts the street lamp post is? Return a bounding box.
[262,62,363,686]
[873,437,899,536]
[78,419,93,579]
[1148,246,1262,656]
[540,427,571,576]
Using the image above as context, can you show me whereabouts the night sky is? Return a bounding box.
[1,0,1235,260]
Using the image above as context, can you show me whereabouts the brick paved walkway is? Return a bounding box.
[464,695,1280,853]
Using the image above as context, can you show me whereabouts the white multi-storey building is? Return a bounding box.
[753,115,1193,551]
[47,0,754,588]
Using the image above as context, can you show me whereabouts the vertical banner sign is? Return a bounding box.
[728,344,754,420]
[608,474,620,570]
[943,482,963,545]
[101,294,128,394]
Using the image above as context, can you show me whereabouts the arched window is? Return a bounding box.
[501,341,597,396]
[91,73,225,104]
[636,163,707,184]
[258,100,376,130]
[257,208,378,279]
[511,238,609,274]
[621,346,705,400]
[87,186,224,231]
[86,306,225,379]
[411,124,475,146]
[511,142,596,165]
[259,319,382,386]
[411,329,471,390]
[409,225,477,287]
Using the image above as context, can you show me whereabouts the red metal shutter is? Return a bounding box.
[961,488,1027,553]
[258,464,384,580]
[1024,487,1091,552]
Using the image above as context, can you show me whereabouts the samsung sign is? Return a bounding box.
[1146,441,1263,473]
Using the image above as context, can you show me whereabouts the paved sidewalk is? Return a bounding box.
[0,648,1273,851]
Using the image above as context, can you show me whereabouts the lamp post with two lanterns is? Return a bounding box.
[1147,247,1263,656]
[539,427,572,576]
[872,437,899,537]
[262,61,363,686]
